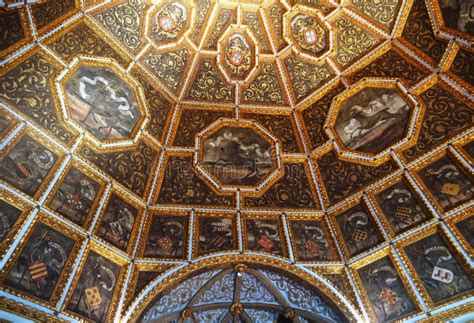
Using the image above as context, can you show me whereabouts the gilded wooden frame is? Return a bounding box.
[324,78,423,161]
[282,4,335,62]
[61,240,129,322]
[408,147,474,216]
[192,210,239,258]
[216,24,260,84]
[0,297,62,322]
[136,208,190,261]
[0,108,21,144]
[395,224,474,310]
[0,6,33,61]
[240,212,288,258]
[285,213,340,263]
[0,211,86,308]
[0,188,34,260]
[441,43,474,96]
[55,55,149,148]
[91,186,145,256]
[0,126,68,200]
[194,117,284,194]
[144,0,197,49]
[367,173,435,238]
[44,157,108,231]
[349,247,423,322]
[327,196,386,260]
[427,0,474,44]
[445,206,474,258]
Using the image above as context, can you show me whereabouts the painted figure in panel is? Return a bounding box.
[439,0,474,35]
[375,180,431,234]
[335,88,410,154]
[336,203,384,257]
[96,194,138,251]
[358,256,418,321]
[291,221,336,261]
[455,215,474,248]
[405,233,473,303]
[0,201,21,243]
[418,156,473,212]
[246,219,283,256]
[65,66,140,140]
[198,217,233,254]
[203,127,273,186]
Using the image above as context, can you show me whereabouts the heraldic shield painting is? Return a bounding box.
[0,0,473,321]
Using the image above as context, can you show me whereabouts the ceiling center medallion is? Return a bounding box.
[218,25,258,82]
[146,0,196,46]
[158,14,177,32]
[304,28,318,44]
[195,119,282,192]
[284,6,334,60]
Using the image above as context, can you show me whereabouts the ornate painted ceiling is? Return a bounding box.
[0,0,473,321]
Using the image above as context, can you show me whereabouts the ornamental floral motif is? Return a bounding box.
[95,0,146,52]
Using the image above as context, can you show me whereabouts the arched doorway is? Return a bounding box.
[125,255,359,322]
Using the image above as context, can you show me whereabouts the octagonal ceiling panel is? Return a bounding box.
[284,6,334,60]
[327,79,419,158]
[58,57,147,145]
[146,0,196,47]
[195,119,282,192]
[429,0,474,43]
[0,0,473,321]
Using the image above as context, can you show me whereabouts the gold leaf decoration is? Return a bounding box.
[242,11,271,53]
[349,0,401,29]
[332,15,380,68]
[95,0,146,52]
[189,0,212,43]
[267,2,286,51]
[242,63,287,105]
[206,8,234,50]
[0,53,74,143]
[284,56,335,102]
[187,58,235,102]
[142,47,191,93]
[46,21,128,65]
